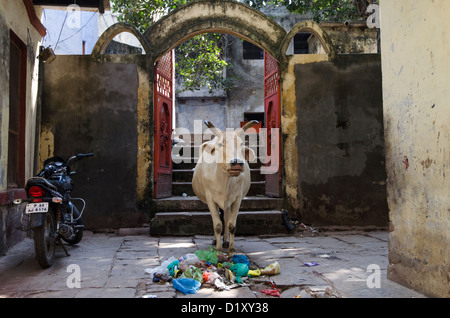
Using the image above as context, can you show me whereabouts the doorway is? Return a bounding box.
[153,35,282,199]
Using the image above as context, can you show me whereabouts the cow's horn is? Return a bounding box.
[204,120,221,136]
[237,120,259,136]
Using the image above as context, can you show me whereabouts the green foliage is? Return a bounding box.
[175,33,235,94]
[111,0,189,34]
[112,0,233,94]
[111,0,374,93]
[242,0,366,23]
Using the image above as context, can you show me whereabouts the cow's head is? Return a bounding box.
[202,120,258,177]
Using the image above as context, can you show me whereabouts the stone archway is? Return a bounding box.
[91,0,337,209]
[143,0,287,63]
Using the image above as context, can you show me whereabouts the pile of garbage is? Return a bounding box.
[145,247,280,295]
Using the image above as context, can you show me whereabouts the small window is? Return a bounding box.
[294,32,311,54]
[243,41,263,60]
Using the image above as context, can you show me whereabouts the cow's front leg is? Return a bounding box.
[227,199,241,257]
[206,200,222,252]
[222,207,231,249]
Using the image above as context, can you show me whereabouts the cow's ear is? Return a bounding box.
[244,147,255,162]
[203,143,215,155]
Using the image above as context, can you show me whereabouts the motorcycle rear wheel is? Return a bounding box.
[34,212,56,268]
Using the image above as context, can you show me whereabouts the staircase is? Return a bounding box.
[149,133,287,236]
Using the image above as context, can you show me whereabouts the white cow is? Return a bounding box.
[192,120,258,256]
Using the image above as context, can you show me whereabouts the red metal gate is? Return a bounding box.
[154,51,173,198]
[264,51,282,197]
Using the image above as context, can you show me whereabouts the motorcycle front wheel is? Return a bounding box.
[33,211,56,268]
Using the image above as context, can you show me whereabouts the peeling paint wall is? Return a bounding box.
[41,56,146,229]
[380,0,450,298]
[0,1,43,255]
[289,54,387,227]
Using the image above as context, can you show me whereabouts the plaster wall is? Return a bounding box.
[41,56,146,229]
[0,0,43,190]
[0,0,43,255]
[285,54,387,226]
[380,0,450,297]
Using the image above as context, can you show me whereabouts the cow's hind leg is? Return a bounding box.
[206,200,223,252]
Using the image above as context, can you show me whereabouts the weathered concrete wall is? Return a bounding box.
[0,1,43,189]
[380,0,450,298]
[293,54,388,226]
[0,1,43,255]
[320,23,378,54]
[41,56,146,229]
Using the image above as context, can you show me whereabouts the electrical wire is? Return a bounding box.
[57,10,98,44]
[54,10,69,50]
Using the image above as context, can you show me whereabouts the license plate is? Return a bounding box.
[25,202,49,214]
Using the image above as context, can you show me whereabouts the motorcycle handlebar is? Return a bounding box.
[69,153,94,162]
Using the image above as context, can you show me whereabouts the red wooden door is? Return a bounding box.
[154,51,173,198]
[264,51,282,197]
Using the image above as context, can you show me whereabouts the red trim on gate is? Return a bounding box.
[264,51,282,197]
[154,51,174,199]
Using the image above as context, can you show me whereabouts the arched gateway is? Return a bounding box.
[93,1,335,64]
[92,0,335,202]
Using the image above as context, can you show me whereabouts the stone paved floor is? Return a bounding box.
[0,230,427,299]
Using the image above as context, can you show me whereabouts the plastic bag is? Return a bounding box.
[214,278,230,291]
[217,253,229,263]
[167,260,180,277]
[182,253,200,266]
[221,262,233,269]
[194,248,221,265]
[144,256,177,276]
[180,266,203,283]
[172,278,201,294]
[248,269,261,277]
[230,263,249,283]
[231,254,251,266]
[178,260,189,272]
[260,261,280,276]
[261,288,280,297]
[203,271,221,284]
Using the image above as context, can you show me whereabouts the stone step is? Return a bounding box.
[149,210,288,236]
[172,181,265,196]
[153,196,283,212]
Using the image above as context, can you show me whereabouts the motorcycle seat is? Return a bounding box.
[27,177,59,191]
